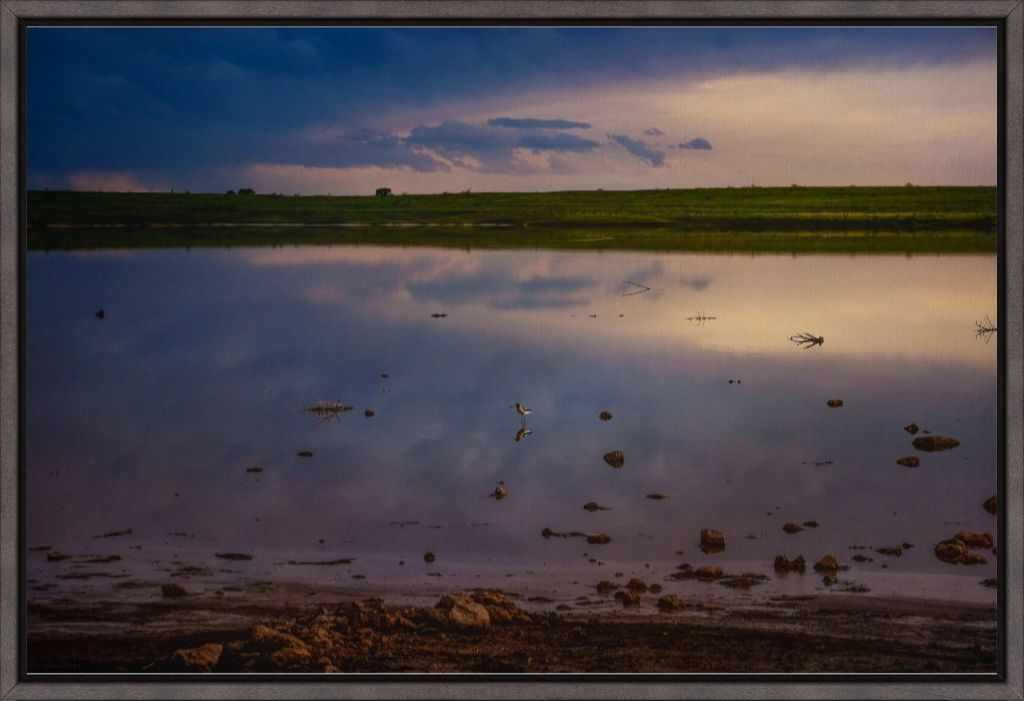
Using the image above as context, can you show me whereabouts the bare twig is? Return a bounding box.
[686,311,717,326]
[975,316,997,343]
[622,280,651,297]
[789,332,824,348]
[301,400,354,422]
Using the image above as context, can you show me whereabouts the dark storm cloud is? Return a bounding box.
[679,138,713,150]
[608,134,666,167]
[487,117,592,129]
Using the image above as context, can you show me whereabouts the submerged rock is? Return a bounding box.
[626,578,647,592]
[904,423,920,435]
[657,594,685,612]
[595,580,619,594]
[983,495,997,515]
[875,547,902,557]
[645,493,669,500]
[782,523,804,534]
[912,436,959,452]
[813,554,840,572]
[599,411,613,421]
[246,466,264,473]
[826,399,844,408]
[603,451,625,468]
[46,551,70,562]
[822,573,838,586]
[214,552,253,561]
[773,555,806,573]
[582,502,608,512]
[699,529,726,552]
[423,552,435,563]
[161,583,189,598]
[297,451,313,458]
[981,578,997,588]
[896,456,920,468]
[802,521,819,528]
[695,566,723,580]
[586,533,612,545]
[364,409,375,417]
[171,643,222,672]
[618,590,641,607]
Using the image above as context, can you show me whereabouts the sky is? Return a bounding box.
[27,26,997,195]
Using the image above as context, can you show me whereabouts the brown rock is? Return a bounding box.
[493,486,507,500]
[626,578,647,592]
[245,466,264,473]
[822,573,838,586]
[875,547,902,557]
[645,493,669,500]
[912,435,959,452]
[826,399,844,408]
[700,529,726,551]
[695,566,723,580]
[46,551,70,562]
[596,580,619,594]
[802,521,819,528]
[649,583,663,593]
[603,450,625,468]
[956,531,994,549]
[934,538,968,563]
[782,522,804,534]
[657,594,685,612]
[599,411,613,421]
[582,502,606,512]
[437,593,490,629]
[297,451,314,458]
[161,583,189,598]
[773,555,806,573]
[619,590,641,607]
[364,409,375,417]
[423,552,436,563]
[813,554,840,572]
[896,456,920,468]
[981,578,997,588]
[904,423,919,434]
[851,554,873,563]
[983,495,997,515]
[586,533,612,545]
[171,643,222,672]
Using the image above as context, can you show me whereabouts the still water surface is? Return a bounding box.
[26,245,998,603]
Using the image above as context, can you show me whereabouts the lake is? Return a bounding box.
[26,244,998,607]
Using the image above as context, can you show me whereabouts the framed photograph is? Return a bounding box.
[1,1,1021,699]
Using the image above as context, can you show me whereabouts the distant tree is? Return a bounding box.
[376,187,392,197]
[237,187,256,195]
[226,190,236,195]
[905,182,914,188]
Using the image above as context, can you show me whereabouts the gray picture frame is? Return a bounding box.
[1,1,1021,699]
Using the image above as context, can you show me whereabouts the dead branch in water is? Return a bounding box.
[622,280,651,297]
[975,316,997,343]
[301,400,354,421]
[686,311,717,327]
[789,332,824,348]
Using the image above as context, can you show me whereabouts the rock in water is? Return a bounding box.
[657,594,685,612]
[773,555,806,573]
[782,523,804,534]
[912,436,959,452]
[822,573,838,586]
[603,450,625,468]
[493,486,507,500]
[95,308,105,319]
[626,578,647,592]
[586,533,612,545]
[599,411,613,421]
[826,399,844,408]
[700,528,726,551]
[161,583,189,598]
[956,530,994,549]
[813,554,840,572]
[983,495,997,514]
[619,590,641,607]
[896,456,920,468]
[423,552,436,563]
[904,423,920,434]
[171,643,222,672]
[437,593,490,629]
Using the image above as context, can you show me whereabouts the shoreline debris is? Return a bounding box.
[622,281,651,297]
[975,316,997,343]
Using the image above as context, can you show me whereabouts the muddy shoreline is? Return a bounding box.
[27,583,997,674]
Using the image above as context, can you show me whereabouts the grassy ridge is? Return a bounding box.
[28,186,998,231]
[28,226,996,254]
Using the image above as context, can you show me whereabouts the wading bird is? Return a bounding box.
[511,402,533,426]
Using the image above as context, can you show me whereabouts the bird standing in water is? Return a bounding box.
[512,402,532,427]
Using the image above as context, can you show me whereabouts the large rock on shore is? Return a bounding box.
[251,624,313,669]
[171,643,222,672]
[436,593,490,629]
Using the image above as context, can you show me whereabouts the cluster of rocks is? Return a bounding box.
[166,591,539,672]
[669,563,768,590]
[934,531,993,566]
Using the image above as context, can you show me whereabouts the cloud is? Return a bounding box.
[487,117,591,129]
[679,138,712,150]
[607,134,666,167]
[643,127,664,136]
[517,133,599,153]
